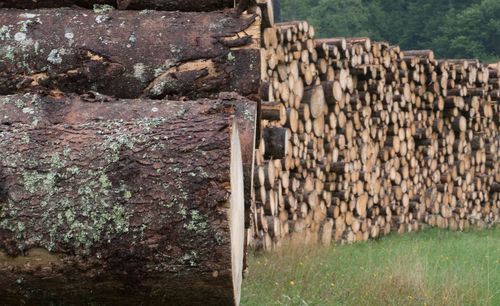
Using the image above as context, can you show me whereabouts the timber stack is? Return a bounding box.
[0,0,499,303]
[250,18,499,250]
[0,1,265,305]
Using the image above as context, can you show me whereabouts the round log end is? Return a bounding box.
[231,118,245,306]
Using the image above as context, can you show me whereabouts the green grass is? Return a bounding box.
[241,226,500,305]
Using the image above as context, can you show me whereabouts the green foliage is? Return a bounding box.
[433,0,500,62]
[277,0,499,62]
[242,227,500,305]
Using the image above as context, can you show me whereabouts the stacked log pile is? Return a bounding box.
[0,2,262,305]
[250,20,500,250]
[0,0,499,302]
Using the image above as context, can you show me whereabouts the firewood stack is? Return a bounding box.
[0,0,499,302]
[249,19,500,250]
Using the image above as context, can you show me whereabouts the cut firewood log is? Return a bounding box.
[0,9,260,99]
[261,101,287,124]
[303,85,326,119]
[322,81,343,105]
[262,128,288,159]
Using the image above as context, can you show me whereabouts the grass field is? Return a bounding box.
[241,226,500,305]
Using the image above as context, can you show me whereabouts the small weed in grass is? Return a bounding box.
[241,226,500,305]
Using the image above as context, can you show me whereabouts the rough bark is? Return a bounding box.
[0,0,234,11]
[0,94,247,305]
[0,9,260,100]
[0,92,256,230]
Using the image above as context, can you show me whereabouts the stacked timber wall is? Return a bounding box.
[0,0,499,304]
[250,20,500,250]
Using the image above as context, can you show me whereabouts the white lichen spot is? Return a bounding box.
[47,49,62,65]
[95,15,109,24]
[120,21,126,27]
[150,81,167,96]
[154,68,164,77]
[65,32,74,40]
[129,34,136,43]
[151,107,159,113]
[34,41,39,54]
[133,63,147,82]
[227,52,235,61]
[17,20,30,32]
[169,44,183,57]
[20,13,38,19]
[0,25,12,40]
[126,44,131,48]
[1,45,15,61]
[22,107,34,114]
[209,22,223,31]
[14,32,26,41]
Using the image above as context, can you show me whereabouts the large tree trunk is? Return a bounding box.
[0,92,257,228]
[0,9,260,100]
[0,0,234,11]
[0,94,248,305]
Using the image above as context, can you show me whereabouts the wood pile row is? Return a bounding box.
[249,20,500,250]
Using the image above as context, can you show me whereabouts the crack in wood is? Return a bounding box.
[141,59,221,98]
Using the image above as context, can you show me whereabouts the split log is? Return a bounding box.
[261,101,286,124]
[0,0,233,11]
[0,9,260,99]
[0,95,248,305]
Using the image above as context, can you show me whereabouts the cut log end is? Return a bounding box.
[230,118,245,306]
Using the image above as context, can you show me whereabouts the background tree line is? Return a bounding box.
[274,0,500,62]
